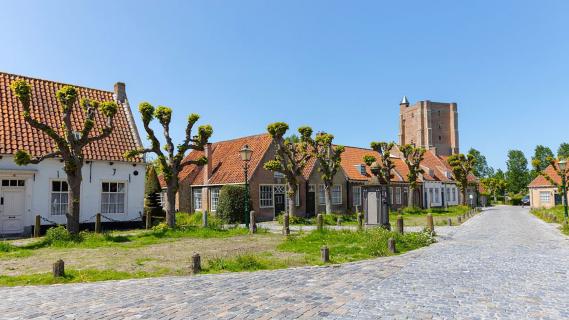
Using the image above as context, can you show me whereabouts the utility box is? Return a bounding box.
[362,180,390,229]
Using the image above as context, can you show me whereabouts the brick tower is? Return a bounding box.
[398,96,459,156]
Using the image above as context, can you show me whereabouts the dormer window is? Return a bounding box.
[355,164,367,176]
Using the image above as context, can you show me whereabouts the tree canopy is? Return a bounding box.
[505,150,529,194]
[468,148,494,178]
[558,143,569,160]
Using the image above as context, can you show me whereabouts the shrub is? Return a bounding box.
[44,226,82,245]
[216,185,251,223]
[508,194,524,206]
[0,242,15,252]
[151,222,169,235]
[276,213,310,225]
[176,212,224,229]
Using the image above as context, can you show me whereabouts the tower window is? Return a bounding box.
[439,136,442,141]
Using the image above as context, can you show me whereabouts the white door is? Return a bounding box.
[1,190,25,234]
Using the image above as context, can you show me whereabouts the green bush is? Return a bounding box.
[216,185,251,223]
[276,213,311,225]
[508,194,524,206]
[176,212,224,229]
[151,222,169,235]
[44,226,82,245]
[0,241,15,252]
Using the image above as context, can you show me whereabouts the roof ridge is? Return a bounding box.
[211,133,270,145]
[0,71,114,95]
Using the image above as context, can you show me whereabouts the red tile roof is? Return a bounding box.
[529,164,563,187]
[340,146,408,182]
[0,72,142,162]
[179,133,273,186]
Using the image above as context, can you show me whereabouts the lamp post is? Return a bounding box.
[559,159,568,223]
[239,145,253,227]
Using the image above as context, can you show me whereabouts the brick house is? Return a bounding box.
[528,164,562,208]
[0,72,145,236]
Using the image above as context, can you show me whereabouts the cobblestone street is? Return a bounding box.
[1,206,568,319]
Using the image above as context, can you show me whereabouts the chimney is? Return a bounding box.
[203,143,213,184]
[114,82,126,103]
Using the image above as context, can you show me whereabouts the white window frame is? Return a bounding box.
[284,184,300,207]
[318,184,325,205]
[210,188,221,212]
[395,187,401,204]
[192,188,202,211]
[332,185,342,205]
[540,191,551,204]
[352,186,362,207]
[50,180,69,216]
[100,181,127,215]
[259,184,274,208]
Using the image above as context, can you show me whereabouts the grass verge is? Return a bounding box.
[531,206,569,235]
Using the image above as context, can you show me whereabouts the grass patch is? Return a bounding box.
[531,206,569,235]
[276,213,358,226]
[391,205,471,226]
[0,269,165,287]
[278,228,435,264]
[204,253,288,273]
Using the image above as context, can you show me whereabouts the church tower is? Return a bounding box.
[398,97,459,156]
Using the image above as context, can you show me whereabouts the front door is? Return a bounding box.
[274,193,286,215]
[0,180,26,234]
[306,185,316,217]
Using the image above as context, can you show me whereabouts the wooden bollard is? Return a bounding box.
[190,253,201,274]
[249,210,257,234]
[397,215,404,234]
[53,259,65,277]
[447,218,452,226]
[388,238,396,254]
[320,246,330,263]
[316,214,324,231]
[458,216,462,224]
[426,213,434,232]
[202,210,208,228]
[283,214,290,236]
[34,215,41,238]
[145,211,152,230]
[357,212,364,231]
[95,213,102,233]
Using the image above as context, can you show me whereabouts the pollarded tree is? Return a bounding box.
[309,132,345,214]
[264,122,313,217]
[10,80,118,234]
[363,141,396,212]
[126,102,212,228]
[447,153,476,205]
[400,144,426,208]
[532,156,568,191]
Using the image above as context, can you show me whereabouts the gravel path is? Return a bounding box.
[1,206,568,319]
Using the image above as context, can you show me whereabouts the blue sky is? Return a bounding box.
[1,0,568,170]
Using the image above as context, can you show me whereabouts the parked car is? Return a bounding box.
[521,195,530,207]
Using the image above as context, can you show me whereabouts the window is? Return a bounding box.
[353,186,362,207]
[395,187,401,204]
[446,188,450,201]
[318,185,325,205]
[210,188,220,211]
[540,191,551,204]
[429,188,433,203]
[452,188,456,202]
[193,188,202,210]
[101,182,126,214]
[1,179,25,187]
[434,188,439,202]
[390,187,394,204]
[51,181,68,216]
[260,185,273,208]
[332,185,342,205]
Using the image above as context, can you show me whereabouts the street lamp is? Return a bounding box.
[239,145,253,227]
[559,159,568,223]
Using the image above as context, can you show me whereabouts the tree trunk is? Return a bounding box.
[407,186,414,208]
[462,188,467,205]
[324,184,332,214]
[66,166,82,235]
[386,183,391,213]
[165,186,177,228]
[287,182,296,217]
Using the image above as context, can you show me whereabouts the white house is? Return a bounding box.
[421,151,461,208]
[0,72,145,236]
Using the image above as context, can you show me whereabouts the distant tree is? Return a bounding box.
[308,132,344,214]
[531,145,554,180]
[363,141,396,213]
[126,103,213,228]
[468,148,493,178]
[505,150,530,194]
[144,165,163,217]
[447,153,476,205]
[400,144,426,208]
[558,143,569,160]
[481,176,507,202]
[10,80,118,234]
[264,122,313,217]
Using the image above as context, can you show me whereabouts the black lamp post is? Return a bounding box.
[239,145,253,227]
[559,159,568,223]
